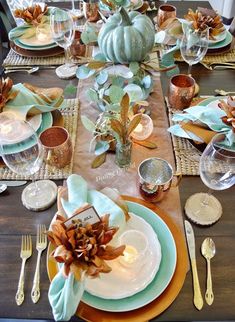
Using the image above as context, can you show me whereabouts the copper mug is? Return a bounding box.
[39,126,72,169]
[138,157,181,202]
[157,4,177,28]
[168,74,195,110]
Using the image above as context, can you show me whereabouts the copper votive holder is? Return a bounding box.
[157,4,177,28]
[168,74,195,110]
[70,30,86,57]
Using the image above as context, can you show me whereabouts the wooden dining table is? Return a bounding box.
[0,1,235,321]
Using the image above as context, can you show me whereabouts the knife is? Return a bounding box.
[0,180,27,186]
[184,220,204,310]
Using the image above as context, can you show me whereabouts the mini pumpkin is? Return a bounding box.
[98,7,155,63]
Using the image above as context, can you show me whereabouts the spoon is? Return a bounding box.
[0,184,7,194]
[214,89,235,96]
[5,67,39,74]
[201,237,216,305]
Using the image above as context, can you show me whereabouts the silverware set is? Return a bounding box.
[15,224,47,306]
[184,220,216,310]
[4,65,57,74]
[201,62,235,70]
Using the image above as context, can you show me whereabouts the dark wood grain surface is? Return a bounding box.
[0,2,235,322]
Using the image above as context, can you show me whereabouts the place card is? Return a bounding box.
[64,203,101,227]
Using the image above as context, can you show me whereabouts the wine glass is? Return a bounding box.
[185,133,235,225]
[0,117,57,211]
[50,8,76,79]
[180,25,209,75]
[71,0,83,21]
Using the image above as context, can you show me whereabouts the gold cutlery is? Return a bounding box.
[215,89,235,96]
[184,220,204,310]
[15,235,32,306]
[201,237,216,305]
[214,65,235,70]
[31,224,47,303]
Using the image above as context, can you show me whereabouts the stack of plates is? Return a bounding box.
[207,30,233,53]
[47,200,180,316]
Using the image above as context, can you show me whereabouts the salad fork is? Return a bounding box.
[15,235,32,306]
[31,224,47,303]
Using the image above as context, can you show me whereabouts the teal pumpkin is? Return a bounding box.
[98,7,155,63]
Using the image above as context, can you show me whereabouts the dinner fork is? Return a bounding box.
[15,235,32,306]
[31,224,47,303]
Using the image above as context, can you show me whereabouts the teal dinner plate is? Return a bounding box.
[14,38,57,50]
[81,200,177,312]
[208,31,233,49]
[37,112,53,135]
[198,96,227,107]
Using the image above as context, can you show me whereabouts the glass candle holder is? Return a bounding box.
[131,114,154,141]
[118,230,148,268]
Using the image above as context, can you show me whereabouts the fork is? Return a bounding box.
[31,224,47,303]
[15,235,32,306]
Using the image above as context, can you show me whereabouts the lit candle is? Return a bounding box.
[122,245,138,265]
[131,114,153,141]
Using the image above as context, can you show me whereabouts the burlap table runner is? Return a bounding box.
[0,98,79,180]
[73,75,186,237]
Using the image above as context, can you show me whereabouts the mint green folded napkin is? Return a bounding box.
[48,174,126,321]
[3,83,65,120]
[168,105,234,145]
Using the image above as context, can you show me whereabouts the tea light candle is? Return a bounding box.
[118,229,148,268]
[131,114,153,141]
[122,245,138,265]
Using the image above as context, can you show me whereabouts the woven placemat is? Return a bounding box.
[0,98,79,180]
[167,100,201,176]
[174,48,235,65]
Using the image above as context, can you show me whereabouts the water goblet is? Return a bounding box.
[185,133,235,225]
[0,118,57,211]
[180,25,209,76]
[50,7,76,79]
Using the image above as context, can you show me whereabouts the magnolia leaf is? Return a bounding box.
[135,100,149,107]
[87,61,107,69]
[76,65,95,79]
[127,114,142,136]
[93,53,107,62]
[87,88,99,103]
[95,140,110,155]
[108,103,120,112]
[109,85,124,104]
[124,84,143,102]
[129,62,140,75]
[132,139,158,149]
[81,115,96,132]
[142,75,152,89]
[96,70,109,85]
[110,119,124,140]
[120,93,129,126]
[91,152,106,168]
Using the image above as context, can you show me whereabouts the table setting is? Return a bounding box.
[0,1,235,322]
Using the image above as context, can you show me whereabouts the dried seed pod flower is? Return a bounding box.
[47,213,125,280]
[14,4,48,26]
[184,8,225,40]
[0,78,18,112]
[218,97,235,132]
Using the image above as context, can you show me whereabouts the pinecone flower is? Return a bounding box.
[184,8,225,40]
[218,97,235,132]
[47,212,125,281]
[0,78,18,112]
[14,4,48,26]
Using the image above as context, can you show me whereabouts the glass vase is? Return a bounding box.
[115,140,132,168]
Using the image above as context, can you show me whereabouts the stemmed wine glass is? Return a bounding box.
[185,133,235,225]
[71,0,83,20]
[50,7,76,79]
[180,25,209,75]
[0,117,57,211]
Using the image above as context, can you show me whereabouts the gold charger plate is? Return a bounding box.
[47,196,188,322]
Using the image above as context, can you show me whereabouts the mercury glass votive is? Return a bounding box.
[118,230,148,268]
